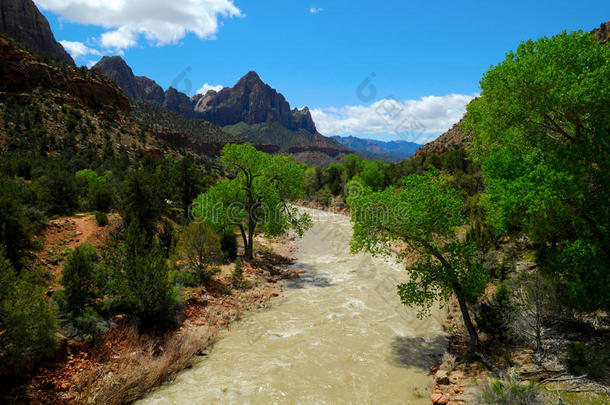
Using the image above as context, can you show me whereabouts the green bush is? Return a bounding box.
[95,211,109,227]
[477,369,542,405]
[120,221,180,327]
[176,222,222,285]
[220,230,238,263]
[0,248,57,376]
[564,343,609,380]
[61,244,99,316]
[74,307,109,342]
[475,282,516,344]
[231,257,244,289]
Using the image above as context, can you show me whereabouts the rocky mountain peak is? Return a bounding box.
[194,71,318,133]
[93,56,164,104]
[0,0,73,64]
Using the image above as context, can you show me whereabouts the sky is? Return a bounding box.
[35,0,608,144]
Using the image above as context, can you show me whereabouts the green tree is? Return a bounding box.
[348,169,488,347]
[120,221,179,327]
[118,169,166,236]
[176,221,222,284]
[0,185,32,269]
[61,244,98,315]
[0,248,57,376]
[192,144,311,260]
[464,30,610,311]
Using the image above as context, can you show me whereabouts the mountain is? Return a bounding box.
[332,136,420,161]
[193,71,317,133]
[0,35,128,112]
[413,120,469,158]
[0,0,73,65]
[93,56,165,104]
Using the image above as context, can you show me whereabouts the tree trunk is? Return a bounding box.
[455,290,480,348]
[245,219,255,261]
[238,225,251,260]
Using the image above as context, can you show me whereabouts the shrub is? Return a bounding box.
[231,257,244,289]
[564,343,609,380]
[220,229,238,263]
[95,211,109,227]
[74,306,109,342]
[61,244,99,316]
[477,369,542,405]
[176,222,222,285]
[120,221,180,327]
[475,282,516,344]
[0,248,57,376]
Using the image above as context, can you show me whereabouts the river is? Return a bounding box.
[139,208,446,404]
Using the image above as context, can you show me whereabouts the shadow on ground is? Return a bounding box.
[389,335,447,370]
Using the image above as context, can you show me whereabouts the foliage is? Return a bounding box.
[176,221,222,285]
[220,230,238,263]
[477,369,542,405]
[464,30,610,312]
[231,257,244,289]
[118,169,166,237]
[475,282,517,344]
[95,211,109,227]
[0,182,33,269]
[564,343,609,380]
[192,143,311,260]
[0,248,56,376]
[349,168,488,346]
[61,244,99,316]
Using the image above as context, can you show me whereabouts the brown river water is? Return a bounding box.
[139,209,446,404]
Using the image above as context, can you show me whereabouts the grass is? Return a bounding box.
[78,324,218,404]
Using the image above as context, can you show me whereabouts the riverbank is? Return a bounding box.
[25,232,299,404]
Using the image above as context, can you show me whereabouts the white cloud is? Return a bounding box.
[59,40,101,58]
[35,0,243,51]
[196,83,224,95]
[311,94,475,143]
[310,7,323,14]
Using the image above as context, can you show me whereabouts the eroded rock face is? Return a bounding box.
[0,35,130,113]
[93,56,165,104]
[163,87,195,118]
[0,0,73,64]
[193,71,318,133]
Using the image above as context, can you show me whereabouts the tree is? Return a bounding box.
[0,248,56,376]
[464,30,610,312]
[61,244,98,315]
[119,221,179,327]
[192,144,311,260]
[0,184,32,269]
[118,169,166,236]
[176,221,222,284]
[348,168,488,347]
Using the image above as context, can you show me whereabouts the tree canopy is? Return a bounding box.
[464,30,610,311]
[192,143,311,260]
[348,168,488,346]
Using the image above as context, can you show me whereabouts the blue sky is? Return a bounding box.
[36,0,608,143]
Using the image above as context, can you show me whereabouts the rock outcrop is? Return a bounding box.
[0,35,129,113]
[592,20,610,43]
[193,71,317,133]
[0,0,73,64]
[163,87,195,118]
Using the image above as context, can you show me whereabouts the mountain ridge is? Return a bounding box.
[0,0,73,64]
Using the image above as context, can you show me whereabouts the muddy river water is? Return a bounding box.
[139,209,446,404]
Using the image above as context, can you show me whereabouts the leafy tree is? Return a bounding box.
[170,155,212,221]
[39,166,79,215]
[176,221,222,284]
[192,144,311,260]
[118,169,166,236]
[61,244,98,315]
[464,30,610,312]
[348,168,488,347]
[0,184,32,269]
[0,248,56,376]
[119,221,179,327]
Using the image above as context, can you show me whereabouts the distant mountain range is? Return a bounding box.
[331,136,421,161]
